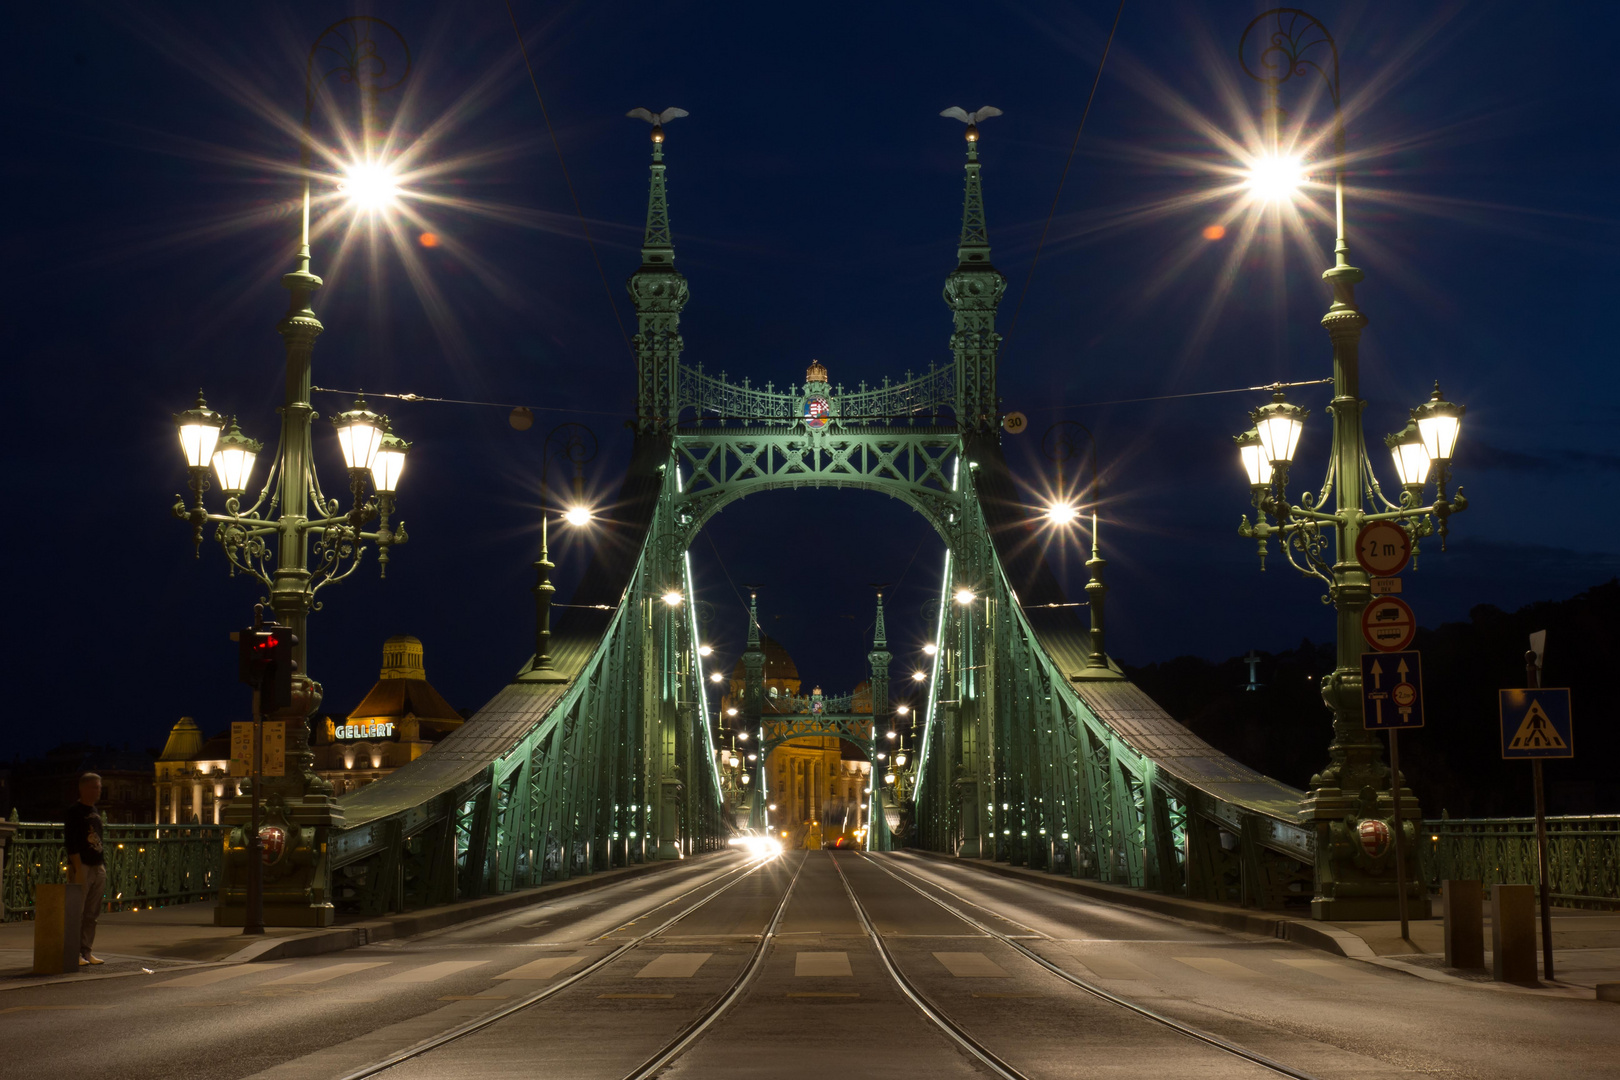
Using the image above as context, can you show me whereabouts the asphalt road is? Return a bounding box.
[3,852,1616,1080]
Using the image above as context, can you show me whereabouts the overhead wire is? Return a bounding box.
[999,0,1128,362]
[501,0,636,363]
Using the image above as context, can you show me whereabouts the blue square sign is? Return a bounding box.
[1361,651,1424,729]
[1499,689,1574,759]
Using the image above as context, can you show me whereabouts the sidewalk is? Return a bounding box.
[907,851,1620,1002]
[0,851,721,990]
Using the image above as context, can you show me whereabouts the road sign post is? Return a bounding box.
[1362,596,1416,652]
[1500,633,1571,983]
[1362,650,1423,941]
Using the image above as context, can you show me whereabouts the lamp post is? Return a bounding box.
[171,18,415,928]
[541,422,599,526]
[1232,9,1468,921]
[1041,421,1117,678]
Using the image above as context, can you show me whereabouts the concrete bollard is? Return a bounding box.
[32,883,85,975]
[1442,879,1484,969]
[1491,883,1538,985]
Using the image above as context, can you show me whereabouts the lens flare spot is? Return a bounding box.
[1202,224,1226,241]
[418,232,439,247]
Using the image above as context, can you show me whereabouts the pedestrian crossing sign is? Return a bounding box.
[1499,689,1574,759]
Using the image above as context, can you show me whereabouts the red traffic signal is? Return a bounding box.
[238,622,297,712]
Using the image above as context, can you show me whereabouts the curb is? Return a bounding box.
[226,850,726,963]
[903,851,1612,1000]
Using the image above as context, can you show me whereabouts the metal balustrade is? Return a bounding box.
[1418,816,1620,910]
[2,822,225,921]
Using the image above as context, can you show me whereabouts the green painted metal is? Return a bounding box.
[322,113,1327,919]
[3,822,225,921]
[1418,816,1620,911]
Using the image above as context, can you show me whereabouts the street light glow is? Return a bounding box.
[697,644,713,657]
[726,707,738,717]
[339,159,401,212]
[954,588,977,605]
[661,590,683,607]
[710,671,725,683]
[1246,153,1304,201]
[912,670,927,682]
[1045,502,1078,526]
[922,643,937,656]
[563,505,592,527]
[896,704,909,716]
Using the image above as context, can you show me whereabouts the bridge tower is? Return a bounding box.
[743,590,766,830]
[627,118,687,431]
[868,590,893,851]
[945,121,1006,434]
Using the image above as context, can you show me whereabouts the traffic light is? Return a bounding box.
[237,622,296,712]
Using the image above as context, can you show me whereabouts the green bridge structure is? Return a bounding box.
[309,116,1325,921]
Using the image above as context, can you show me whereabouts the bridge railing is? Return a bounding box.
[1417,815,1620,910]
[678,362,956,426]
[2,822,225,921]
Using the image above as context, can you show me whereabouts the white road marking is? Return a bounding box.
[265,962,391,985]
[933,952,1009,978]
[635,953,712,978]
[156,964,288,987]
[494,955,587,980]
[795,952,852,976]
[376,960,490,984]
[1173,956,1262,978]
[1273,956,1378,982]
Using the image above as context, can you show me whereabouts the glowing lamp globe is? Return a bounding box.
[339,160,400,213]
[662,590,683,608]
[211,418,262,495]
[333,399,385,473]
[1233,428,1273,488]
[1384,423,1432,489]
[564,505,592,527]
[371,429,409,494]
[1250,393,1307,466]
[1247,153,1305,201]
[1411,383,1464,463]
[1046,502,1078,526]
[175,392,224,470]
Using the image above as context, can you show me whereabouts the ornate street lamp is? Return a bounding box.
[1233,9,1469,923]
[168,17,415,930]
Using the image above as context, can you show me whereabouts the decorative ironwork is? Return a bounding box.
[302,17,412,153]
[3,822,225,921]
[1419,816,1619,911]
[678,362,956,427]
[1239,8,1340,106]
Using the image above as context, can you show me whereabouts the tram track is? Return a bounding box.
[337,851,793,1080]
[863,852,1325,1080]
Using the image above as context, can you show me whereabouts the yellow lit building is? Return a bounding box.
[720,637,872,849]
[311,635,466,796]
[154,717,235,824]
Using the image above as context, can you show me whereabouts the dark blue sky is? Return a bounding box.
[4,1,1616,759]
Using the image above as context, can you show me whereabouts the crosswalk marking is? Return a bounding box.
[933,952,1009,978]
[156,964,287,987]
[494,955,587,981]
[635,953,712,978]
[1272,957,1375,982]
[377,960,489,984]
[265,962,390,985]
[1065,952,1154,981]
[1174,957,1261,978]
[795,952,852,977]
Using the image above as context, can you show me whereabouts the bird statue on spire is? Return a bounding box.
[627,106,689,143]
[940,105,1002,143]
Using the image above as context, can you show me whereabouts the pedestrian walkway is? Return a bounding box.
[907,852,1620,1001]
[0,851,722,991]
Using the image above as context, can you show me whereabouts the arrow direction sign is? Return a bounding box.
[1362,650,1424,730]
[1499,688,1574,759]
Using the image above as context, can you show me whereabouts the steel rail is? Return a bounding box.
[338,853,778,1080]
[831,854,1030,1080]
[619,851,807,1079]
[869,853,1324,1080]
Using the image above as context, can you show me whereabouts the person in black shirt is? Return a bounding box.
[63,772,106,966]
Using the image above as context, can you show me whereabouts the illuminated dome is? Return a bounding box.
[726,635,802,703]
[806,359,828,384]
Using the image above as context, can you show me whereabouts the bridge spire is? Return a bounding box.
[742,588,765,721]
[940,107,1007,434]
[868,589,892,730]
[626,108,690,432]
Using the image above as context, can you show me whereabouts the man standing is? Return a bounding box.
[64,772,106,966]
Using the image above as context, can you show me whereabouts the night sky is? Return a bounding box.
[5,2,1616,761]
